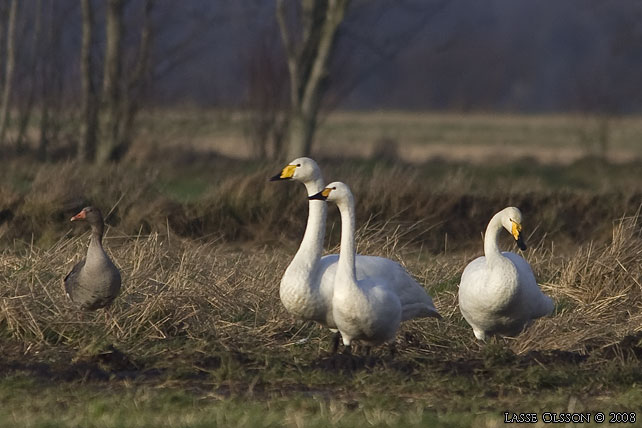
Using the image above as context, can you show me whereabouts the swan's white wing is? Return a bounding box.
[283,252,422,329]
[332,275,403,346]
[361,279,403,343]
[349,254,439,319]
[458,256,488,308]
[458,256,490,338]
[503,252,554,318]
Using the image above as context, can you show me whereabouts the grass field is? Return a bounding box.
[133,110,642,164]
[1,112,642,427]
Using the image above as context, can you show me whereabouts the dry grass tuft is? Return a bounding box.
[1,158,642,370]
[514,211,642,354]
[3,157,642,253]
[2,206,642,365]
[0,229,296,357]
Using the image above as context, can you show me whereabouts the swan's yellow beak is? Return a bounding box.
[270,164,297,181]
[511,220,527,250]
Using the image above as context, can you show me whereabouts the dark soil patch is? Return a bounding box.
[441,348,588,377]
[0,341,160,383]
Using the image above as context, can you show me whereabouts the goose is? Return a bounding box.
[458,207,554,340]
[64,206,121,310]
[309,182,402,347]
[270,158,439,346]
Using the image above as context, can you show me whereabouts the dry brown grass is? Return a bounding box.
[0,231,294,354]
[514,212,642,355]
[1,156,642,371]
[2,157,642,252]
[1,207,641,364]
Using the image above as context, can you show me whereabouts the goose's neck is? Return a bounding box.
[86,223,107,268]
[336,193,357,285]
[295,178,326,262]
[90,222,104,246]
[483,212,504,265]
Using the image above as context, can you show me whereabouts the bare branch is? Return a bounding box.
[0,0,17,146]
[79,0,98,161]
[301,0,349,113]
[323,0,452,113]
[276,0,300,108]
[276,0,295,61]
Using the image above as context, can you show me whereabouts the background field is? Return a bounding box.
[130,110,642,163]
[2,112,642,427]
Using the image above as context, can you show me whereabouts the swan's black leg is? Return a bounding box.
[342,343,352,355]
[331,331,341,354]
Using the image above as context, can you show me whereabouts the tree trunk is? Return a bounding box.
[79,0,99,162]
[285,111,314,161]
[15,0,43,152]
[276,0,349,160]
[116,0,154,161]
[37,0,54,161]
[0,0,17,146]
[97,0,124,164]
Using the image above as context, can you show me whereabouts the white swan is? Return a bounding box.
[270,158,440,334]
[458,207,554,340]
[309,182,402,346]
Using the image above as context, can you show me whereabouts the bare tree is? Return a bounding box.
[88,0,155,164]
[276,0,350,160]
[96,0,124,164]
[79,0,98,162]
[15,0,43,152]
[245,27,289,160]
[37,0,67,162]
[117,0,154,160]
[0,0,17,146]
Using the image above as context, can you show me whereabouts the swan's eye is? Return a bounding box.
[296,164,301,167]
[332,187,336,190]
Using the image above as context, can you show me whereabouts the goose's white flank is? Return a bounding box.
[458,207,554,340]
[270,158,440,334]
[309,182,403,346]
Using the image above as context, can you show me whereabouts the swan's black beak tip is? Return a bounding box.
[308,191,326,201]
[270,173,288,182]
[516,235,527,251]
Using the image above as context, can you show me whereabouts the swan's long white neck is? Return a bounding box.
[336,192,358,289]
[484,211,505,266]
[292,177,326,266]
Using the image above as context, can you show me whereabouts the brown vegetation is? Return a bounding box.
[1,156,642,424]
[2,157,642,250]
[1,157,641,357]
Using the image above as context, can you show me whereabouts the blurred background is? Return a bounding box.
[1,0,642,248]
[0,0,641,162]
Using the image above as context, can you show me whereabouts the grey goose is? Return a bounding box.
[64,206,121,310]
